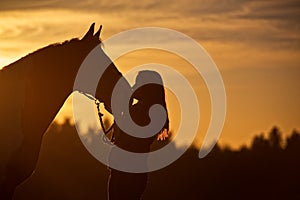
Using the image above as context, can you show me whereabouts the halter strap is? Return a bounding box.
[79,92,115,144]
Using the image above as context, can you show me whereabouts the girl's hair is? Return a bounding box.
[132,70,166,106]
[132,70,169,130]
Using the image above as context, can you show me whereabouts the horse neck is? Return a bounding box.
[0,58,29,133]
[20,51,77,136]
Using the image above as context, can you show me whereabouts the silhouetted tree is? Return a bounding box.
[251,133,269,151]
[286,129,300,152]
[268,126,283,150]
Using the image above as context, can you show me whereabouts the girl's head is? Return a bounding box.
[132,70,166,106]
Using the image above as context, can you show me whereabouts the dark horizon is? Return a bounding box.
[12,119,300,199]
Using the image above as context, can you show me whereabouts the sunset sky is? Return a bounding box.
[0,0,299,149]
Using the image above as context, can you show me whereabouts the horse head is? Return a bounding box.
[74,23,130,114]
[51,23,128,114]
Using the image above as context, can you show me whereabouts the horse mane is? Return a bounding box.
[0,38,81,73]
[35,38,80,55]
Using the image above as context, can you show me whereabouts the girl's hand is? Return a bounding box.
[157,129,169,141]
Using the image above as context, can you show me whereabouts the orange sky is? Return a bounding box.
[0,0,299,149]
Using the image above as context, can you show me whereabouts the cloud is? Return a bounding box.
[0,0,298,20]
[181,0,300,49]
[0,0,299,63]
[235,0,300,32]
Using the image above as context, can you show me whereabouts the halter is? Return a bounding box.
[79,92,115,144]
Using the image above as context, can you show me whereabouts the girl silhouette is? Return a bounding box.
[108,70,169,200]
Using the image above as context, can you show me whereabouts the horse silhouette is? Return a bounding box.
[0,23,130,199]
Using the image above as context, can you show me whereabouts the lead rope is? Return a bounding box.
[79,92,115,144]
[94,99,115,144]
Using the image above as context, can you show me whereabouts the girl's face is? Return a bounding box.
[132,84,164,104]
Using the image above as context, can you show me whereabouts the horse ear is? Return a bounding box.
[82,23,95,40]
[94,25,102,38]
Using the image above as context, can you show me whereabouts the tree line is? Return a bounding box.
[13,119,300,199]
